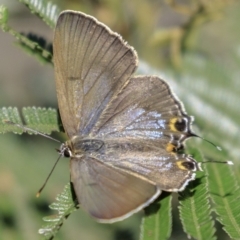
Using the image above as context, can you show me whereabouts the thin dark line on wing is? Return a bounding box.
[77,29,118,133]
[61,16,68,90]
[106,45,134,76]
[60,16,73,122]
[86,160,123,204]
[68,17,83,124]
[83,34,123,97]
[74,18,93,125]
[80,32,121,114]
[93,77,167,133]
[80,19,95,85]
[116,85,181,120]
[72,16,81,80]
[83,48,134,134]
[86,68,135,135]
[93,85,134,132]
[152,96,183,110]
[85,58,135,134]
[73,16,85,130]
[151,87,186,114]
[54,31,70,126]
[81,26,106,85]
[118,160,155,174]
[68,17,80,120]
[90,159,149,198]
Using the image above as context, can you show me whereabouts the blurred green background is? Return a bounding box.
[0,0,240,239]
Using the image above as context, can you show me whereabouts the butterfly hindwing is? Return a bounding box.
[70,156,160,222]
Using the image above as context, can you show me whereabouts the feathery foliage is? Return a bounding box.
[178,149,216,240]
[19,0,60,28]
[204,149,240,239]
[39,183,78,240]
[0,5,53,63]
[140,193,172,240]
[0,107,59,134]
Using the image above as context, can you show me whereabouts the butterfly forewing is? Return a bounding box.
[53,11,137,137]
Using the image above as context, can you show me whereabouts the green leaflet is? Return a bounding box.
[178,148,216,240]
[204,148,240,239]
[0,5,53,64]
[140,193,172,240]
[0,107,59,134]
[39,183,78,240]
[18,0,60,28]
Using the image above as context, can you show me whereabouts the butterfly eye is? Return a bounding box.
[58,143,72,158]
[63,149,71,158]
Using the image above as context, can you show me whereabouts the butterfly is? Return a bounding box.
[53,10,201,223]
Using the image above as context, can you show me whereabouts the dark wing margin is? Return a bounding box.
[53,10,138,137]
[70,157,160,223]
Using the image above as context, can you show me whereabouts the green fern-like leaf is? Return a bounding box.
[178,54,240,161]
[0,107,59,134]
[203,148,240,239]
[0,5,8,28]
[0,5,53,63]
[178,148,216,240]
[38,183,78,240]
[140,193,172,240]
[18,0,60,28]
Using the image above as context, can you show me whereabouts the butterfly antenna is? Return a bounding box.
[36,154,62,197]
[190,133,233,165]
[191,133,222,151]
[4,120,64,196]
[202,160,233,165]
[4,120,61,143]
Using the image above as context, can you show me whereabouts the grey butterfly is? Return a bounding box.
[53,10,201,223]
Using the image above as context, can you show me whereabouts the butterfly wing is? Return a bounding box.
[92,75,193,141]
[70,156,160,223]
[92,139,198,191]
[53,11,137,137]
[90,76,200,191]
